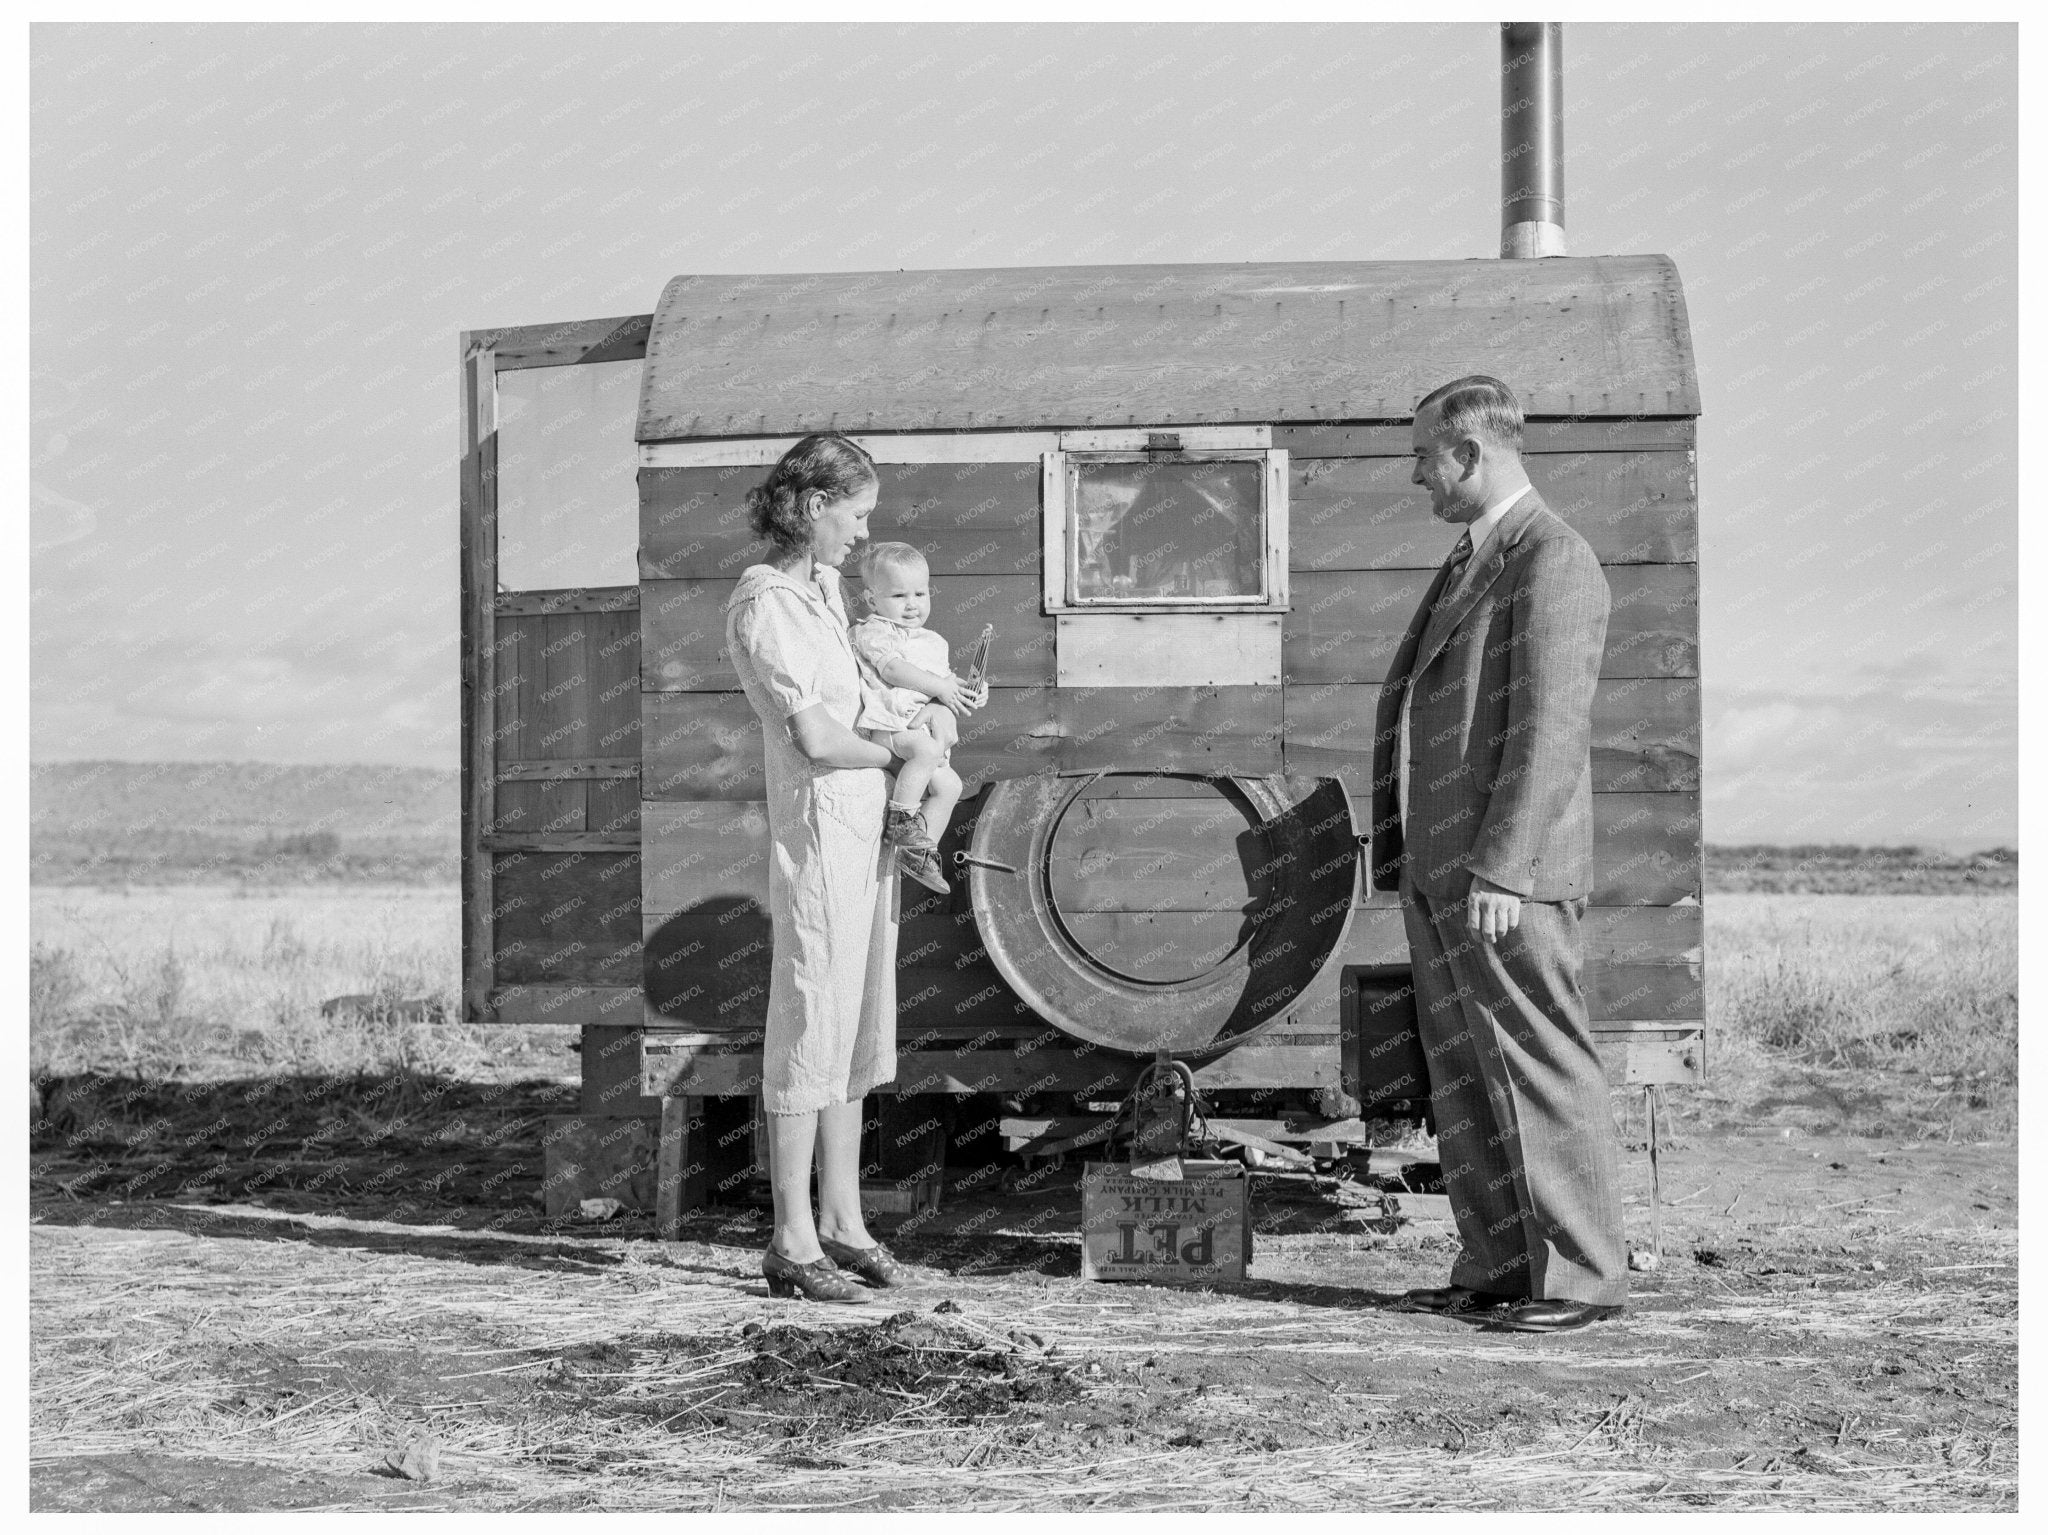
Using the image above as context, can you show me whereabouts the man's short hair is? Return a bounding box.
[1416,375,1524,454]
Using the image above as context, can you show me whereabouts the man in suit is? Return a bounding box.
[1370,375,1627,1333]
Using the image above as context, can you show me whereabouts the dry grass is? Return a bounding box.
[29,884,2018,1143]
[1701,894,2016,1137]
[29,885,563,1083]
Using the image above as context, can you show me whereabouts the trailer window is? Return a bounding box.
[1043,442,1288,614]
[493,358,641,591]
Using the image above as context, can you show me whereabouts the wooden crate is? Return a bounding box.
[1080,1160,1251,1284]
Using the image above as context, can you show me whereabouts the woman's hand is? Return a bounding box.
[912,702,959,754]
[788,704,895,770]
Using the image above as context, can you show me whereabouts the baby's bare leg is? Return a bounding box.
[922,761,963,846]
[885,727,946,810]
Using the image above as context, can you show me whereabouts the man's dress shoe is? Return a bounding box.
[1397,1285,1522,1316]
[1493,1298,1624,1332]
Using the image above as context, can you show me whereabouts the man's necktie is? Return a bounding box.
[1435,530,1474,611]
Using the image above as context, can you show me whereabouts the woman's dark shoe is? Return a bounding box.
[883,805,936,850]
[818,1237,912,1288]
[762,1247,870,1304]
[896,845,950,895]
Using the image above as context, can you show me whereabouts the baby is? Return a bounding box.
[850,542,982,894]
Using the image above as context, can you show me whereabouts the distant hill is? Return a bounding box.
[1706,843,2016,895]
[30,761,458,885]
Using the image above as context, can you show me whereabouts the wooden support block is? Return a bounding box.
[542,1115,657,1217]
[1614,1032,1706,1085]
[489,984,642,1027]
[655,1097,690,1238]
[581,1024,664,1117]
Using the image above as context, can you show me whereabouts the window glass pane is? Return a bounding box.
[1068,458,1263,603]
[494,359,641,591]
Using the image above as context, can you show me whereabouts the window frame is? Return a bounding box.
[1039,430,1290,615]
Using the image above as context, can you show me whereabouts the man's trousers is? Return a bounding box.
[1401,879,1628,1305]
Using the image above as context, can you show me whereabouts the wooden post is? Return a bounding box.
[458,338,498,1024]
[1645,1084,1664,1263]
[655,1095,706,1240]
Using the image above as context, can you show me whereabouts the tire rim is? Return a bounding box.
[965,771,1360,1060]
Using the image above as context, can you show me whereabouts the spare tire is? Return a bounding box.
[965,772,1360,1060]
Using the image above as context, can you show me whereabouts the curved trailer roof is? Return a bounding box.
[636,254,1697,442]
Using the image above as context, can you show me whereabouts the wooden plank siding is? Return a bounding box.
[1281,679,1700,794]
[640,451,1694,579]
[489,602,643,850]
[1310,906,1703,1024]
[1277,420,1696,456]
[641,572,1052,692]
[1291,451,1696,570]
[641,801,775,914]
[641,460,1041,582]
[642,678,1695,803]
[961,787,1698,910]
[492,851,641,986]
[488,586,645,979]
[1048,904,1699,982]
[1286,566,1697,682]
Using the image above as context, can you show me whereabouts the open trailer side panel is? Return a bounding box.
[460,317,652,1033]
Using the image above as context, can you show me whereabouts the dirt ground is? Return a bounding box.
[30,1117,2016,1511]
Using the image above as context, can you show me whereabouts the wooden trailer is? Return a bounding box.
[459,255,1704,1224]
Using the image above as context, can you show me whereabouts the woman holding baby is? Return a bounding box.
[723,433,986,1304]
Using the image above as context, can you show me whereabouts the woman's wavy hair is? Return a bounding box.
[744,433,880,557]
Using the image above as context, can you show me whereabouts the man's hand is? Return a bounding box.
[1466,873,1523,943]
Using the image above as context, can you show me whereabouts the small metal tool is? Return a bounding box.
[953,851,1019,874]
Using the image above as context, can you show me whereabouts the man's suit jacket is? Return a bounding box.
[1368,488,1609,903]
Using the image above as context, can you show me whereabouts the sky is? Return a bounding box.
[29,21,2017,847]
